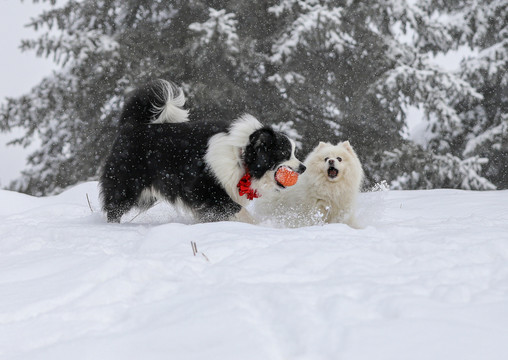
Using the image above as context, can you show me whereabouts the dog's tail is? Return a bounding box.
[119,79,189,126]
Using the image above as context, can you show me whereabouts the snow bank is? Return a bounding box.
[1,182,507,360]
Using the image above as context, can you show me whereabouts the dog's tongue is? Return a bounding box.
[328,168,338,178]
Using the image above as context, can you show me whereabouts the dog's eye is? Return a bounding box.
[337,157,342,162]
[324,157,329,162]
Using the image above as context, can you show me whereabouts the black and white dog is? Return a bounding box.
[100,79,305,223]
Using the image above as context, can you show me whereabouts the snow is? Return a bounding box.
[189,8,239,57]
[463,116,508,156]
[1,182,508,359]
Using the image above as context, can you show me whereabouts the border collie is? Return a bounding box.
[99,79,305,223]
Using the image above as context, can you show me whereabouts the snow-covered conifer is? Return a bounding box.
[0,0,505,193]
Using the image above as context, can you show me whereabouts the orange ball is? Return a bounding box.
[275,167,299,187]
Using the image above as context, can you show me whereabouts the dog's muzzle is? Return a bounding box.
[327,166,339,179]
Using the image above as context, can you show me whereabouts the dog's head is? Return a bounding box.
[244,128,306,190]
[305,141,363,183]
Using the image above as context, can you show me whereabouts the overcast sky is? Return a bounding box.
[0,0,56,187]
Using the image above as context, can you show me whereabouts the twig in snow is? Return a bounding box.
[86,193,93,212]
[127,201,160,222]
[191,241,209,262]
[128,211,143,223]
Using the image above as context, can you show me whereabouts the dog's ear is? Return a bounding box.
[317,141,328,149]
[244,128,277,178]
[341,140,356,155]
[249,128,275,151]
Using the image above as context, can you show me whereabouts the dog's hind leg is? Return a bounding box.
[101,182,146,223]
[103,196,137,223]
[106,207,127,223]
[195,201,243,223]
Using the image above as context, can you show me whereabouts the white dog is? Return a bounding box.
[254,141,364,228]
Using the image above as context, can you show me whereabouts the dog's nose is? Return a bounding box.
[297,164,306,174]
[328,159,334,165]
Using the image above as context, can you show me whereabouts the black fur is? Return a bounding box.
[100,80,300,223]
[244,129,292,178]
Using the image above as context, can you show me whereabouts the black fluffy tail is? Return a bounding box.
[119,79,189,126]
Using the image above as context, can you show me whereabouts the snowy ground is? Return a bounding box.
[1,182,507,360]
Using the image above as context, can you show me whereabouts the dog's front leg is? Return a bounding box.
[315,200,332,223]
[233,207,258,224]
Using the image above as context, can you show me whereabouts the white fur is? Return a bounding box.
[137,187,160,209]
[255,141,364,228]
[151,79,189,124]
[205,114,263,207]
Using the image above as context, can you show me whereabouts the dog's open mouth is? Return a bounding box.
[275,180,286,189]
[328,167,339,179]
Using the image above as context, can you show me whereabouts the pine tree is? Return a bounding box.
[454,0,508,188]
[0,0,504,194]
[266,0,489,188]
[379,142,496,190]
[389,0,507,190]
[0,0,252,195]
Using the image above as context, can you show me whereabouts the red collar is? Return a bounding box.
[237,169,261,200]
